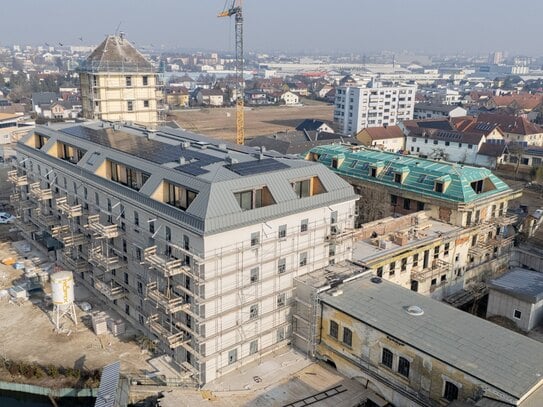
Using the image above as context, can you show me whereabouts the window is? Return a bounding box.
[445,141,450,146]
[228,349,238,365]
[433,140,438,145]
[514,309,522,319]
[299,252,308,267]
[300,219,308,233]
[394,173,402,183]
[342,327,352,347]
[249,340,258,355]
[401,258,407,272]
[125,76,132,87]
[165,182,198,210]
[377,266,383,277]
[403,198,411,210]
[390,195,397,205]
[134,211,139,227]
[251,232,260,247]
[143,100,149,108]
[123,272,129,284]
[127,101,133,111]
[278,258,286,274]
[389,261,396,276]
[417,201,425,211]
[142,76,148,86]
[434,246,440,259]
[398,357,410,378]
[125,304,130,315]
[444,243,450,256]
[292,179,310,197]
[249,304,258,319]
[277,293,285,307]
[277,327,286,342]
[381,348,393,368]
[149,220,155,234]
[467,144,473,149]
[278,224,286,239]
[135,247,142,262]
[234,186,274,210]
[329,320,339,339]
[413,253,419,267]
[435,182,444,193]
[443,381,459,401]
[250,267,259,283]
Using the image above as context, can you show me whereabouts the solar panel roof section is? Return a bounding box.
[228,158,290,176]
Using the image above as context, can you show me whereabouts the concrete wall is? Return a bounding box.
[487,289,543,332]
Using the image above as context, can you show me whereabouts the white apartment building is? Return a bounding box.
[9,122,358,385]
[333,81,417,135]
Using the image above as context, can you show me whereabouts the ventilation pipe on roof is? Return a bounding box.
[179,157,186,165]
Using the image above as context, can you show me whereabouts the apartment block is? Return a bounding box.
[9,122,358,385]
[333,81,417,135]
[79,34,158,128]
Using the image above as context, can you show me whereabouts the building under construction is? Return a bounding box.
[79,34,159,129]
[8,122,358,385]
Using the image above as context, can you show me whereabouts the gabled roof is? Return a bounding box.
[319,274,543,401]
[478,142,508,157]
[402,118,455,131]
[79,35,154,73]
[295,119,332,132]
[307,144,512,204]
[32,92,59,106]
[473,113,543,136]
[489,94,543,111]
[359,125,404,141]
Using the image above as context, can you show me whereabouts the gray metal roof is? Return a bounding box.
[319,274,543,400]
[487,268,543,303]
[19,122,357,236]
[94,361,120,407]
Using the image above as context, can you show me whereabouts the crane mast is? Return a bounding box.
[218,1,245,145]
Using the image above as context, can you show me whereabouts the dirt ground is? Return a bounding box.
[169,101,334,141]
[0,240,153,376]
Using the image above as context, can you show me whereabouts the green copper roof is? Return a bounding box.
[307,145,512,204]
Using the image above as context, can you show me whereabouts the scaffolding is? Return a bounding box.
[410,258,450,282]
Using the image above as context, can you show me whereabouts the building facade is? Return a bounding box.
[293,271,543,407]
[79,35,158,128]
[9,123,358,385]
[334,81,417,135]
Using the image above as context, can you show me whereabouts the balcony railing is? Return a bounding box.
[7,170,28,186]
[94,278,126,300]
[62,233,87,248]
[29,182,52,201]
[411,259,450,281]
[148,314,185,349]
[56,197,83,218]
[147,282,187,314]
[85,214,120,239]
[60,252,90,273]
[88,246,124,271]
[143,246,188,278]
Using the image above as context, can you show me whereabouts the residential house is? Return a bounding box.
[280,91,299,106]
[165,86,189,108]
[194,88,224,106]
[414,104,467,119]
[295,119,334,134]
[356,125,405,152]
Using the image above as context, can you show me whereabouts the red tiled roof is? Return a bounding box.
[359,125,404,140]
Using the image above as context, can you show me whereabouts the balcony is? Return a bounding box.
[10,193,21,204]
[29,182,53,201]
[148,314,185,349]
[88,246,124,271]
[60,252,90,273]
[51,224,70,238]
[94,278,126,300]
[85,214,120,239]
[488,235,515,249]
[411,259,450,282]
[494,214,517,226]
[147,282,187,314]
[33,209,57,229]
[144,246,188,278]
[56,197,83,218]
[62,233,87,248]
[14,218,38,236]
[8,170,28,187]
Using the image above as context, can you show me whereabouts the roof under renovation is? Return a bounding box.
[79,35,155,73]
[18,122,357,235]
[307,144,512,204]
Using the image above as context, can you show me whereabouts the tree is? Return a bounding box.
[507,143,526,178]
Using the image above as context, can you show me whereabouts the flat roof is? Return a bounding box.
[352,217,460,263]
[488,268,543,303]
[319,274,543,400]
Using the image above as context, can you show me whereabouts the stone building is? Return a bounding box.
[79,34,158,128]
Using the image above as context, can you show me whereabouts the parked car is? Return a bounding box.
[0,212,15,224]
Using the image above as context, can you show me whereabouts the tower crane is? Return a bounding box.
[218,0,245,145]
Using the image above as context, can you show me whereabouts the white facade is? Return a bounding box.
[334,82,417,135]
[281,91,300,106]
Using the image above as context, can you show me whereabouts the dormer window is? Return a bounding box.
[291,176,326,198]
[164,181,197,210]
[234,186,275,211]
[394,173,402,183]
[435,181,444,193]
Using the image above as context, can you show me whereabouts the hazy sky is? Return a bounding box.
[3,0,541,55]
